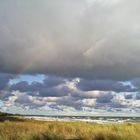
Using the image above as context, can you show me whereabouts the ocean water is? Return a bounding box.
[24,116,140,124]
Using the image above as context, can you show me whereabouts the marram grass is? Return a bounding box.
[0,119,139,140]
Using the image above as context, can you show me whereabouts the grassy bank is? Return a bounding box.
[0,118,139,140]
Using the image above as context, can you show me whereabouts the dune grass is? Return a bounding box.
[0,118,139,140]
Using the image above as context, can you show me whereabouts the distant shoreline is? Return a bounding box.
[0,111,139,124]
[22,115,140,124]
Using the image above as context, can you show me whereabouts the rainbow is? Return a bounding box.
[0,45,49,102]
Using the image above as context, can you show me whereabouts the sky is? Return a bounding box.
[0,0,140,116]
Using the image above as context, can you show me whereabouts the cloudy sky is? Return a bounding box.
[0,0,140,116]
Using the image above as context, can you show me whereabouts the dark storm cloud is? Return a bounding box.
[136,93,140,100]
[7,74,139,111]
[10,76,69,97]
[43,76,66,88]
[10,76,117,99]
[96,93,113,103]
[13,93,47,109]
[10,81,30,92]
[0,73,14,90]
[48,104,63,111]
[95,100,127,110]
[38,86,70,97]
[56,96,84,110]
[125,94,133,99]
[10,76,65,92]
[95,103,126,110]
[131,78,140,90]
[0,0,140,80]
[77,79,134,92]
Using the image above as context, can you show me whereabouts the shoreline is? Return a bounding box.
[22,115,140,124]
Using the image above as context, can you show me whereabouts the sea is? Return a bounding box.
[23,115,140,124]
